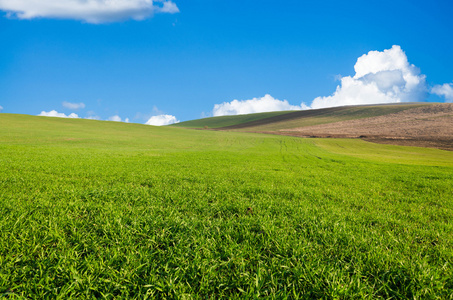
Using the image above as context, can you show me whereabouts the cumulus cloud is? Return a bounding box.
[145,114,179,126]
[62,101,85,110]
[108,115,122,122]
[432,83,453,103]
[213,94,306,116]
[310,45,427,109]
[0,0,179,23]
[38,110,79,118]
[0,105,3,112]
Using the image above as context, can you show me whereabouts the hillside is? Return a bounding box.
[175,103,453,150]
[1,113,453,298]
[221,103,431,131]
[171,110,291,128]
[174,103,427,130]
[278,103,453,150]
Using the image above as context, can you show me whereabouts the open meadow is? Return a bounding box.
[1,114,453,299]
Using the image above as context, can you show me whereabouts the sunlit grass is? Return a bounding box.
[1,114,452,298]
[315,138,453,167]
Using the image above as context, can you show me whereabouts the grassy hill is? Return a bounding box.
[174,103,430,131]
[171,110,291,129]
[221,103,431,131]
[1,113,453,298]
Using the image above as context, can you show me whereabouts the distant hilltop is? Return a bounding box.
[174,103,453,151]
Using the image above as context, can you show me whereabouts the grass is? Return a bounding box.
[1,113,453,298]
[170,111,293,129]
[315,138,453,167]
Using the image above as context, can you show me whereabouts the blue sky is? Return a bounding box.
[1,0,452,125]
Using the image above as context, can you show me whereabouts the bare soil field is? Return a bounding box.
[271,104,453,151]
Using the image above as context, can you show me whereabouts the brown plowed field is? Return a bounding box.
[271,104,453,151]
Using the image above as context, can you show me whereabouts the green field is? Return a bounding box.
[1,113,453,299]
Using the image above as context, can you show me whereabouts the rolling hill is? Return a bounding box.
[170,110,291,129]
[175,103,453,150]
[174,103,429,130]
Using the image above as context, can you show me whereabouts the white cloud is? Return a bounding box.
[62,101,85,110]
[108,115,122,122]
[0,105,3,112]
[310,45,427,109]
[200,111,212,119]
[156,0,179,13]
[85,110,100,120]
[38,110,79,118]
[145,114,179,126]
[432,83,453,103]
[0,0,179,23]
[213,94,306,116]
[108,115,130,122]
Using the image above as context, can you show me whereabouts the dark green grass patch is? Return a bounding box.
[1,114,453,298]
[170,111,293,129]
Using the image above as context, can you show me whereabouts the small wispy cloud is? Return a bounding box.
[155,0,179,13]
[432,83,453,103]
[0,0,179,23]
[0,105,3,112]
[213,94,306,116]
[145,114,179,126]
[84,111,101,120]
[38,110,79,118]
[62,101,85,110]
